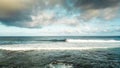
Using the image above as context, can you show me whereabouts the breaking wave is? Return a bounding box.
[66,39,120,43]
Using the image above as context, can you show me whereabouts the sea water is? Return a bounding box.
[0,36,120,44]
[0,36,120,49]
[0,36,120,68]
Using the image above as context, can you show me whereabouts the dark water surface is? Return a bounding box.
[0,36,120,45]
[0,48,120,68]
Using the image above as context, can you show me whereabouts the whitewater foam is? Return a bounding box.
[0,42,120,51]
[66,39,120,43]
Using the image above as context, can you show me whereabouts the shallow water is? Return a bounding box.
[0,48,120,68]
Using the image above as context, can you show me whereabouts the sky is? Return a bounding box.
[0,0,120,36]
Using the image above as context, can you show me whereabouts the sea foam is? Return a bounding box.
[66,39,120,43]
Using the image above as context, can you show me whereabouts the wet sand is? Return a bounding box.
[0,48,120,68]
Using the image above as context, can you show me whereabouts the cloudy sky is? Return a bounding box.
[0,0,120,36]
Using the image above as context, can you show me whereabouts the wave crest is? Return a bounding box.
[66,39,120,43]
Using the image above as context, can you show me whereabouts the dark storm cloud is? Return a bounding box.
[0,0,65,28]
[0,0,120,28]
[66,0,120,20]
[0,0,39,28]
[67,0,120,9]
[0,10,33,27]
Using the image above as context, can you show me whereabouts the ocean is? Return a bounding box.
[0,36,120,44]
[0,36,120,68]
